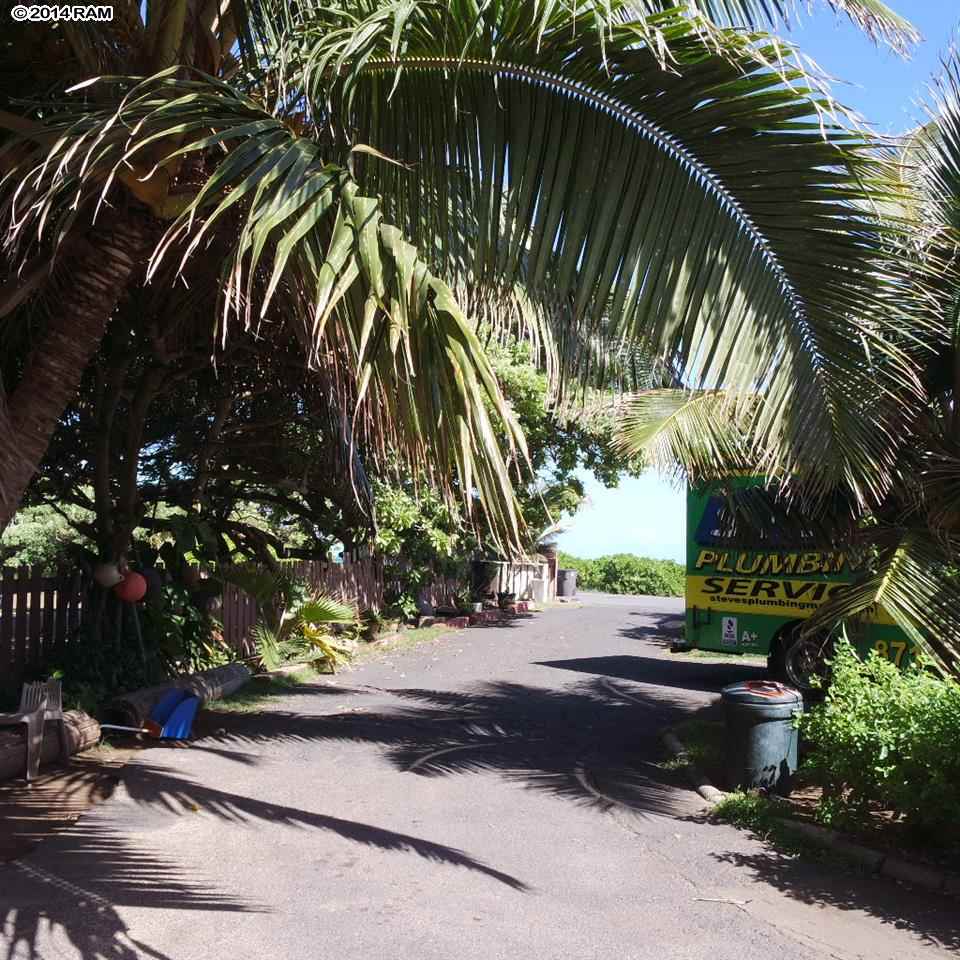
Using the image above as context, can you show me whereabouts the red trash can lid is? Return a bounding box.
[722,680,803,705]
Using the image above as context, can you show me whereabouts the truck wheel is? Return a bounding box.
[783,633,830,692]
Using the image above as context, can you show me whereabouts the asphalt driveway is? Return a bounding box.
[2,595,956,960]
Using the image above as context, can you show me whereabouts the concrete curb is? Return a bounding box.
[659,727,959,899]
[659,730,727,805]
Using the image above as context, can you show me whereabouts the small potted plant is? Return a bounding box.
[455,587,480,616]
[362,608,387,640]
[497,590,516,611]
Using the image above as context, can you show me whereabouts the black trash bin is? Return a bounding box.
[557,569,578,597]
[722,680,803,794]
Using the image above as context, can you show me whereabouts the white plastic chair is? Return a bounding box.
[0,679,67,781]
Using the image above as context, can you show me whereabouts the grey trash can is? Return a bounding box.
[557,569,578,597]
[722,681,802,794]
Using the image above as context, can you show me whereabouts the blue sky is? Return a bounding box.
[556,1,958,563]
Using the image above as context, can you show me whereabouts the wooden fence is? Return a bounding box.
[0,566,85,686]
[0,557,390,687]
[0,557,383,688]
[0,556,538,688]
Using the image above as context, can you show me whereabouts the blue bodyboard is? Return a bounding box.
[160,695,200,740]
[149,688,189,726]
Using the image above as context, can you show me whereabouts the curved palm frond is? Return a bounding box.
[899,57,960,275]
[636,0,919,53]
[802,529,960,676]
[1,71,527,550]
[613,389,753,484]
[282,1,923,509]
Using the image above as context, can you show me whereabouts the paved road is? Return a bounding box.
[2,595,956,960]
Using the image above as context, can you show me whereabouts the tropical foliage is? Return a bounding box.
[372,340,649,615]
[558,552,685,598]
[45,579,232,715]
[0,0,917,557]
[0,0,526,550]
[615,47,960,677]
[222,566,358,671]
[374,479,467,620]
[800,638,960,834]
[0,502,94,572]
[4,0,943,694]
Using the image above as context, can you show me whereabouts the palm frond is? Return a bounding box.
[613,389,753,485]
[301,624,355,672]
[634,0,919,54]
[251,622,284,671]
[298,594,357,625]
[282,1,924,511]
[802,529,960,677]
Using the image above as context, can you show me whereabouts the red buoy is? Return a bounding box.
[114,572,147,603]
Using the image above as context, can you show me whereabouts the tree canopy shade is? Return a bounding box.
[18,294,378,568]
[0,15,527,550]
[0,0,916,558]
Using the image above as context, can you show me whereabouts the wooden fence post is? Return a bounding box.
[12,566,29,680]
[0,567,14,684]
[27,566,42,669]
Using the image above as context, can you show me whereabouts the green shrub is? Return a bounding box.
[712,791,782,837]
[800,639,960,834]
[1,502,94,572]
[558,551,684,597]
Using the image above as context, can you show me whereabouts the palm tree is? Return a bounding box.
[0,0,915,556]
[0,2,527,548]
[615,48,960,677]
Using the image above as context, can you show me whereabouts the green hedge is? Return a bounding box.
[800,640,960,834]
[557,552,685,597]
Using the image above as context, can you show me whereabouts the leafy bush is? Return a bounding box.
[141,583,232,675]
[1,502,94,572]
[800,639,960,834]
[221,568,359,673]
[558,551,684,597]
[46,580,231,713]
[374,480,468,618]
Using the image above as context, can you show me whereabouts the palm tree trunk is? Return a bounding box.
[0,216,149,535]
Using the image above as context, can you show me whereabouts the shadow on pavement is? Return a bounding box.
[2,811,255,960]
[199,677,707,821]
[1,744,530,960]
[621,612,685,649]
[535,654,766,693]
[0,752,255,960]
[710,847,960,953]
[110,761,529,891]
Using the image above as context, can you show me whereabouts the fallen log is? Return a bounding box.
[109,662,252,727]
[0,711,100,782]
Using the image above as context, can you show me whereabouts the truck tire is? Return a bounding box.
[784,632,830,693]
[768,623,830,693]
